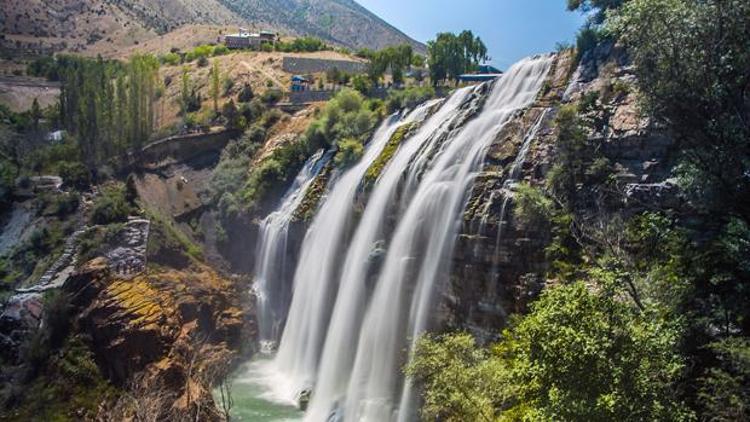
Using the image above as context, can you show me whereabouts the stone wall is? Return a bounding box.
[139,129,241,165]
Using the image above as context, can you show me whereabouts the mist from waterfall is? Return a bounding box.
[253,149,332,345]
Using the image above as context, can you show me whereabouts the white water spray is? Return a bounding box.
[304,90,476,421]
[341,55,554,422]
[254,149,331,344]
[269,104,434,404]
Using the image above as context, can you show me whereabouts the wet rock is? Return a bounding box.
[298,388,312,411]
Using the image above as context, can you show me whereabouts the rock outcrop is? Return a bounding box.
[64,258,253,419]
[448,46,680,340]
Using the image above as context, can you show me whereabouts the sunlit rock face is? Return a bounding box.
[448,45,680,341]
[64,257,251,416]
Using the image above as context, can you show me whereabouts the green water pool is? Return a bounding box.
[216,358,303,422]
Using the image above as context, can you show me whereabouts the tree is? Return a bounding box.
[568,0,625,23]
[609,0,750,223]
[408,282,692,421]
[30,98,42,132]
[427,31,488,86]
[210,60,221,114]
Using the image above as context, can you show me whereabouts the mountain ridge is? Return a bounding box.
[0,0,426,56]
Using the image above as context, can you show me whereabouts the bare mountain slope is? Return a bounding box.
[0,0,424,56]
[219,0,426,52]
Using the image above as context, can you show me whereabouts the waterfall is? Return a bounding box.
[341,55,554,422]
[253,149,332,346]
[269,103,436,404]
[303,89,476,421]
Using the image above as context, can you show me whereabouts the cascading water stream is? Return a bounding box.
[338,55,554,422]
[303,90,475,422]
[268,104,435,404]
[494,108,550,240]
[253,149,332,346]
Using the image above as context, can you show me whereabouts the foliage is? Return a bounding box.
[180,67,202,115]
[364,123,413,186]
[513,183,555,229]
[184,44,227,62]
[609,0,750,222]
[275,37,329,53]
[237,83,255,102]
[408,282,692,422]
[427,31,489,85]
[567,0,625,23]
[366,44,414,85]
[90,183,134,225]
[306,89,379,149]
[57,161,91,190]
[210,60,221,113]
[260,89,282,105]
[333,137,363,168]
[385,85,435,113]
[697,338,750,421]
[159,52,181,66]
[55,54,160,167]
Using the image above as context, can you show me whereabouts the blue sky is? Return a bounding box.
[356,0,586,69]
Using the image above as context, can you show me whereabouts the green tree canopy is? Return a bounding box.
[408,282,692,421]
[427,30,488,86]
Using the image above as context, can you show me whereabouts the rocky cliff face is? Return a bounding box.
[64,258,252,419]
[448,45,679,340]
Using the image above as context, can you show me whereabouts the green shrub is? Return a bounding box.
[90,183,133,225]
[57,161,91,189]
[408,282,691,421]
[48,192,80,216]
[334,138,364,168]
[575,26,601,63]
[261,108,283,128]
[212,44,229,56]
[197,56,209,67]
[513,183,554,229]
[160,52,181,66]
[578,90,600,113]
[237,83,255,102]
[386,85,436,113]
[275,37,328,53]
[185,44,215,62]
[302,89,379,155]
[260,89,282,105]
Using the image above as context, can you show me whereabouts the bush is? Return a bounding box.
[237,83,255,102]
[261,109,283,128]
[212,44,229,56]
[334,138,364,168]
[223,78,235,96]
[185,44,215,62]
[90,183,133,225]
[57,161,91,190]
[160,52,181,66]
[303,89,379,164]
[197,56,209,68]
[386,85,435,113]
[49,192,80,216]
[513,183,554,229]
[261,89,282,105]
[576,26,601,63]
[408,282,691,421]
